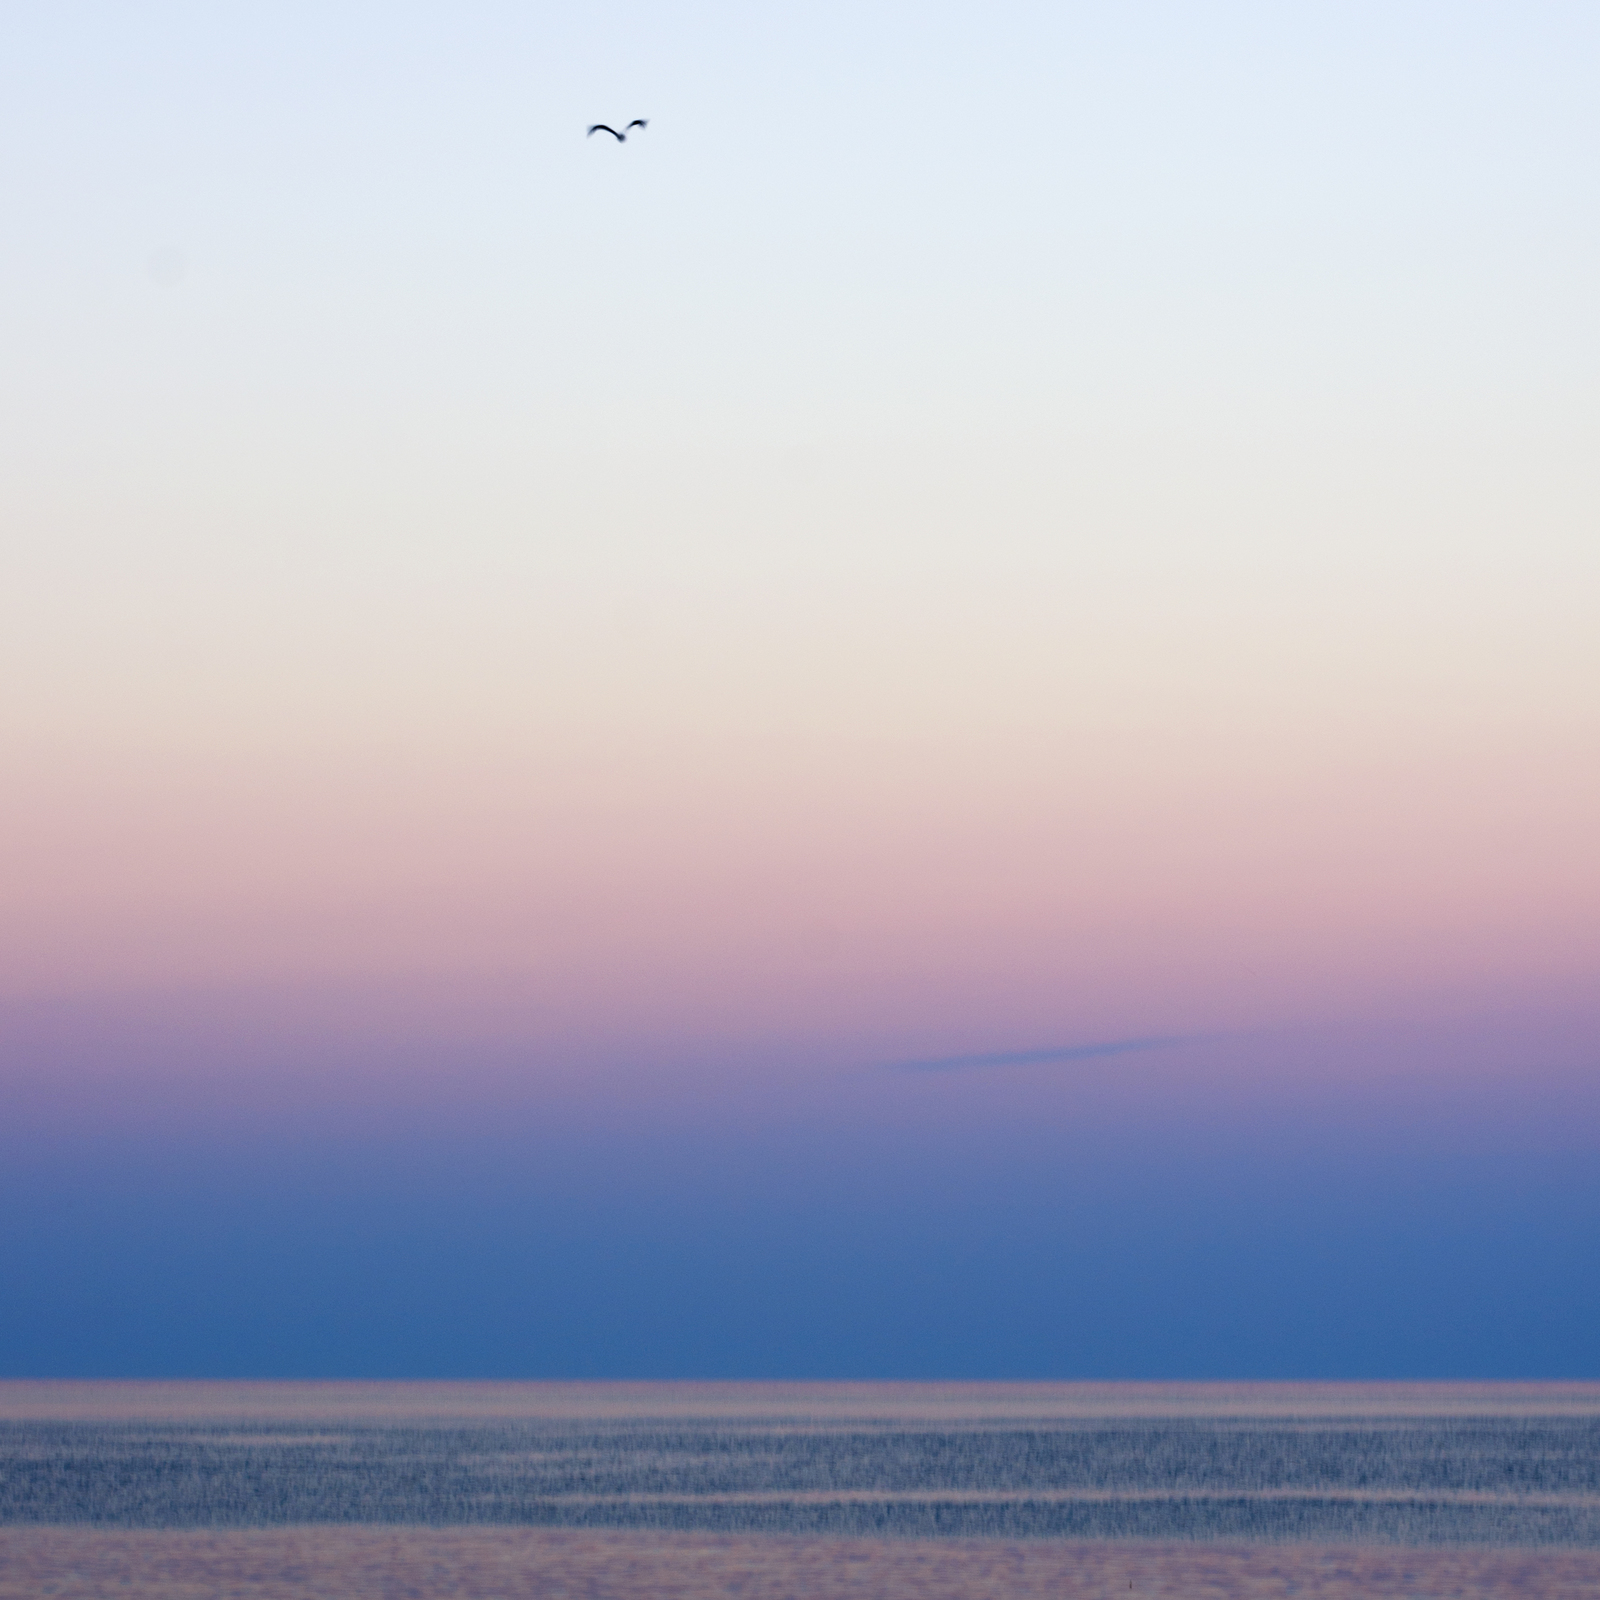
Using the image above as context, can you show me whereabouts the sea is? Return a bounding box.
[3,1381,1598,1597]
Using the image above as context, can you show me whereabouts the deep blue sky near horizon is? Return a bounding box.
[4,994,1597,1377]
[6,1120,1596,1380]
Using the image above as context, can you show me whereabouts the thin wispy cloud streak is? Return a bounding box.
[890,1035,1205,1073]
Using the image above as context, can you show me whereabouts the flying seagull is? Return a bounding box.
[587,120,647,141]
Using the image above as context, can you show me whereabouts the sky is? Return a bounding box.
[2,1,1598,1377]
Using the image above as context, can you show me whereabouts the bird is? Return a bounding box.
[587,120,647,141]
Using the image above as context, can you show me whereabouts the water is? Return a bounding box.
[3,1383,1599,1596]
[6,1414,1600,1544]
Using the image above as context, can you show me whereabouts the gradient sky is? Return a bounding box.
[2,2,1598,1376]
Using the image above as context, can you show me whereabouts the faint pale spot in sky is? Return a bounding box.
[147,246,187,288]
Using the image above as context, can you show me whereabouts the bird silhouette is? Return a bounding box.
[587,120,648,142]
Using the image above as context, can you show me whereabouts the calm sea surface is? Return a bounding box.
[3,1383,1599,1597]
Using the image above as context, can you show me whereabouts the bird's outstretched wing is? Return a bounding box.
[587,124,624,140]
[625,119,648,131]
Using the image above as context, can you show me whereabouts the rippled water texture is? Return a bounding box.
[3,1383,1599,1597]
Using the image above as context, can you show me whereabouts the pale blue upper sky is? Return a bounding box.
[6,1,1597,505]
[7,3,1596,736]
